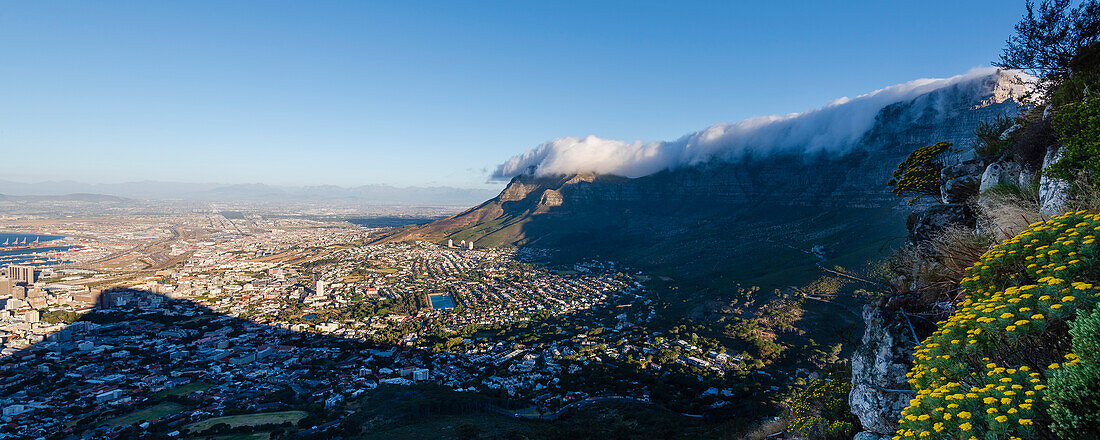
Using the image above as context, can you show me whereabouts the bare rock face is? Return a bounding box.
[1040,146,1072,217]
[940,159,986,204]
[906,204,974,244]
[979,161,1031,193]
[850,304,918,437]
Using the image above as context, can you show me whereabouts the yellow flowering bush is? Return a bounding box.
[787,379,858,440]
[895,211,1100,439]
[889,141,954,204]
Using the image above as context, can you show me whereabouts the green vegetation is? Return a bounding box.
[896,211,1100,439]
[1048,306,1100,438]
[40,309,82,324]
[889,141,953,204]
[996,0,1100,88]
[1050,97,1100,183]
[973,114,1017,158]
[102,402,185,427]
[185,410,307,432]
[786,379,858,440]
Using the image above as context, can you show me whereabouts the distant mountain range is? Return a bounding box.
[380,69,1032,289]
[0,193,130,203]
[0,180,500,206]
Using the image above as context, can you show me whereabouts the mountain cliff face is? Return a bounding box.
[381,70,1030,288]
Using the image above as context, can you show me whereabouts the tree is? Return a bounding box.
[997,0,1100,86]
[888,141,953,204]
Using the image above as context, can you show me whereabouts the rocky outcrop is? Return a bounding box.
[850,304,919,438]
[854,154,990,439]
[941,159,986,203]
[978,161,1033,193]
[1040,146,1072,217]
[906,204,974,244]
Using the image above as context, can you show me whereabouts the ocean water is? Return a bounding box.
[0,233,62,244]
[0,233,72,265]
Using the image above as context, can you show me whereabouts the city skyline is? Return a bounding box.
[1,1,1023,189]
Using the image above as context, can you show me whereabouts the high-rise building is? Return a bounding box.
[468,241,474,250]
[316,279,324,297]
[7,266,36,284]
[447,239,454,248]
[0,276,10,296]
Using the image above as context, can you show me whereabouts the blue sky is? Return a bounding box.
[0,1,1025,189]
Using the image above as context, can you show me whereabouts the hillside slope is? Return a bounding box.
[379,70,1029,289]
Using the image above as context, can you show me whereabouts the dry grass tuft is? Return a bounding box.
[976,183,1043,241]
[742,417,788,440]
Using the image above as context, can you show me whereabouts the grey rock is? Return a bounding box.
[906,204,974,244]
[854,432,892,440]
[979,161,1026,193]
[940,160,985,204]
[999,122,1022,141]
[850,305,918,436]
[1040,146,1072,217]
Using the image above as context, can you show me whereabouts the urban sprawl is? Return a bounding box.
[0,213,779,439]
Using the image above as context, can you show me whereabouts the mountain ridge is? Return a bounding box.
[379,69,1031,289]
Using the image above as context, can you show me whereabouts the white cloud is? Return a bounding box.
[492,67,1032,180]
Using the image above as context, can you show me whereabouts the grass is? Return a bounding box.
[102,402,186,427]
[158,381,214,397]
[185,410,307,432]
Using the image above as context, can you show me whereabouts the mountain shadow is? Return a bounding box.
[0,289,527,439]
[377,71,1028,293]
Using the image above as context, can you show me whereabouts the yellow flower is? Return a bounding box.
[959,422,972,431]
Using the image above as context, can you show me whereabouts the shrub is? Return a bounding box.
[1049,98,1100,184]
[1010,106,1058,169]
[895,211,1100,440]
[786,379,858,440]
[973,114,1017,158]
[890,142,954,204]
[743,417,789,440]
[1048,307,1100,439]
[1069,175,1100,212]
[886,227,995,307]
